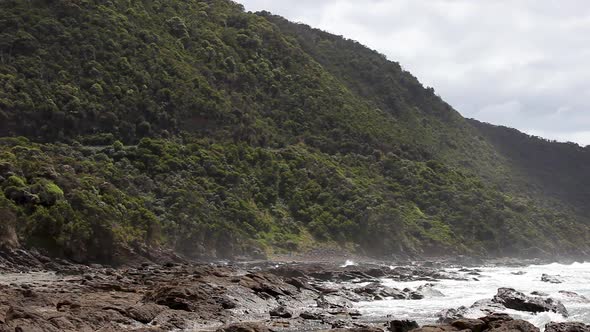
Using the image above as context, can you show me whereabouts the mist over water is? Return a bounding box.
[356,262,590,328]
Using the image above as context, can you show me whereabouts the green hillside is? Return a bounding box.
[0,0,588,263]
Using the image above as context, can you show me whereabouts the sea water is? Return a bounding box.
[356,262,590,328]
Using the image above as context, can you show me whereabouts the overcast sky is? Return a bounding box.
[239,0,590,146]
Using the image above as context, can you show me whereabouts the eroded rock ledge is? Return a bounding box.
[0,253,586,331]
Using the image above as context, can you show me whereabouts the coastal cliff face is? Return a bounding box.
[0,0,589,263]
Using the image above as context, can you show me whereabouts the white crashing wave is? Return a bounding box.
[355,262,590,328]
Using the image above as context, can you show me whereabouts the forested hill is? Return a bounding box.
[468,119,590,216]
[0,0,588,264]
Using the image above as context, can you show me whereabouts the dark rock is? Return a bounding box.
[408,291,424,300]
[269,306,292,318]
[486,319,539,332]
[387,320,419,332]
[479,313,513,325]
[239,273,294,297]
[451,319,485,332]
[531,291,548,296]
[541,274,563,284]
[545,322,590,332]
[271,266,308,278]
[492,287,568,317]
[143,283,221,312]
[300,311,323,320]
[353,282,406,300]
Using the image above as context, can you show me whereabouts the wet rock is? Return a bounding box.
[353,282,406,300]
[419,314,538,332]
[486,318,539,332]
[545,322,590,332]
[451,319,485,332]
[328,307,361,317]
[366,268,388,278]
[271,266,308,278]
[332,319,353,329]
[468,298,505,313]
[511,271,526,275]
[437,307,467,323]
[492,288,568,317]
[416,283,444,297]
[216,322,272,332]
[387,320,419,332]
[479,313,513,325]
[316,294,352,309]
[285,277,315,291]
[541,274,563,284]
[531,291,548,296]
[558,291,589,302]
[300,311,323,320]
[239,273,295,297]
[269,306,292,318]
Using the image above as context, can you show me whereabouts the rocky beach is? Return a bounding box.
[0,250,589,332]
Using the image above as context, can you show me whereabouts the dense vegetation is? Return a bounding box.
[0,0,588,263]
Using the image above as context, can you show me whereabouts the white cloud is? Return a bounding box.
[239,0,590,145]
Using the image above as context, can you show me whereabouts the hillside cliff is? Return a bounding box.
[0,0,588,263]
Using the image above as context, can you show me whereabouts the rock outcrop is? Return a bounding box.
[492,288,568,316]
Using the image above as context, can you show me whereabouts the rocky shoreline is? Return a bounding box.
[0,250,588,331]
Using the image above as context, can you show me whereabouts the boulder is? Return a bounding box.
[478,313,513,325]
[416,283,444,297]
[437,307,467,323]
[451,319,485,332]
[353,282,406,300]
[486,319,539,332]
[544,322,590,332]
[387,320,419,332]
[492,288,568,317]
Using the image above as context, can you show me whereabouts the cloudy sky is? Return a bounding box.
[239,0,590,145]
